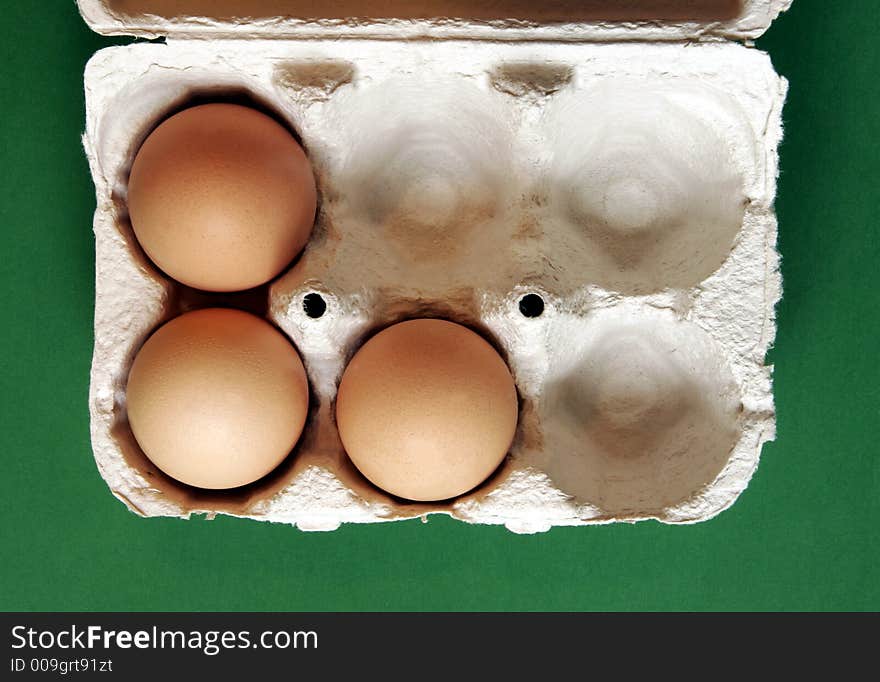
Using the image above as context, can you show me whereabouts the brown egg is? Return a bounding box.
[126,308,309,489]
[335,318,518,501]
[127,103,317,292]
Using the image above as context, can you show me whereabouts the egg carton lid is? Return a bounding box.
[76,0,792,42]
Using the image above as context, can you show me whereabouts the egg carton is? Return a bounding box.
[80,0,790,533]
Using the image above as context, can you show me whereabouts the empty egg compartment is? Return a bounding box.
[482,301,752,528]
[82,8,787,532]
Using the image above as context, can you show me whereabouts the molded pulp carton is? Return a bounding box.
[80,0,791,532]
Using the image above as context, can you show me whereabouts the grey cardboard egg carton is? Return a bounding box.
[80,0,790,532]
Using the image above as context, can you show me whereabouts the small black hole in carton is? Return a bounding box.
[518,294,544,318]
[303,293,326,319]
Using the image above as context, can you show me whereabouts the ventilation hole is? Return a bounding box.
[518,294,545,318]
[303,293,327,319]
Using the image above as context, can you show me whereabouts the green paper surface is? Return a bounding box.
[0,1,877,612]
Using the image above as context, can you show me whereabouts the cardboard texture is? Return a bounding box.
[79,0,790,532]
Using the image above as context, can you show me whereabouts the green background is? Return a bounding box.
[1,1,877,612]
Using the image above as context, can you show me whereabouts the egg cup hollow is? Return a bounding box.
[545,81,755,295]
[541,309,743,518]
